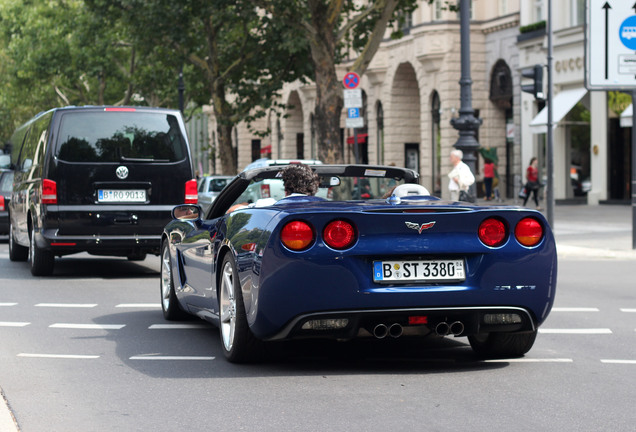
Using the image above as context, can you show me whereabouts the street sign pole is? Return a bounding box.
[343,72,363,164]
[586,0,636,249]
[632,90,636,248]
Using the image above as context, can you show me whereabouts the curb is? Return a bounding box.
[0,387,18,432]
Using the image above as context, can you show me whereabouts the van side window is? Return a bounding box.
[18,113,52,173]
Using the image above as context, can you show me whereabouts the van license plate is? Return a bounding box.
[98,189,146,203]
[373,259,465,283]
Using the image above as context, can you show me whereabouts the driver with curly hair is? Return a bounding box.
[281,163,319,196]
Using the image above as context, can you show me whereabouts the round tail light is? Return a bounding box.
[478,218,507,247]
[281,221,314,251]
[515,217,544,247]
[323,220,357,250]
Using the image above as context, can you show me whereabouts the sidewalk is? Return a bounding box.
[550,203,635,259]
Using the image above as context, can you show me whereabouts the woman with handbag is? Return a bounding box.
[522,157,541,210]
[448,149,475,202]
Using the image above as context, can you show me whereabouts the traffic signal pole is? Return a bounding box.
[546,0,554,227]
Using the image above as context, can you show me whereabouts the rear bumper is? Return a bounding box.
[37,229,162,256]
[265,306,536,341]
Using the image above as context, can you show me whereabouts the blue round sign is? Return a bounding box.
[343,72,360,89]
[619,16,636,50]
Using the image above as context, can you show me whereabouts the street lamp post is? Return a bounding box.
[450,0,482,183]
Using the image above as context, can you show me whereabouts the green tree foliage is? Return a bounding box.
[87,0,312,174]
[257,0,419,163]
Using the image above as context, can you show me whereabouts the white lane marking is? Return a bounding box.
[116,303,161,308]
[0,303,17,307]
[0,322,30,327]
[601,359,636,365]
[148,324,209,330]
[129,355,215,361]
[35,303,97,308]
[551,307,599,312]
[539,328,612,334]
[49,323,125,330]
[620,308,636,313]
[483,358,574,363]
[17,353,100,359]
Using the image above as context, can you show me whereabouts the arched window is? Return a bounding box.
[376,101,384,165]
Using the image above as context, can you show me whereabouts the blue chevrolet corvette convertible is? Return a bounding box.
[160,164,557,363]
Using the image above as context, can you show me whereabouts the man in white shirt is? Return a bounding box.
[447,149,475,201]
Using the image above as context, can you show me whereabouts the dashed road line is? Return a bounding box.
[483,358,574,363]
[148,324,209,330]
[620,308,636,313]
[601,359,636,365]
[49,323,126,330]
[0,303,17,307]
[17,353,100,359]
[539,328,612,334]
[0,322,30,327]
[116,303,161,308]
[551,307,599,312]
[129,355,215,361]
[35,303,97,308]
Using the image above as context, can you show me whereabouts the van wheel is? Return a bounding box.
[127,251,147,261]
[8,220,28,262]
[29,225,55,276]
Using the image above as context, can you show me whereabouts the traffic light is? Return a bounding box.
[521,64,544,100]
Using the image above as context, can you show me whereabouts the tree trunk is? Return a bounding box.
[307,1,343,164]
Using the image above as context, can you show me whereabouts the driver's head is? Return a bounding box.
[281,163,319,196]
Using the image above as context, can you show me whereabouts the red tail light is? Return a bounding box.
[42,179,57,204]
[0,195,4,211]
[323,220,357,250]
[261,184,271,198]
[281,221,314,251]
[478,217,507,247]
[104,107,136,112]
[184,179,198,204]
[515,217,544,247]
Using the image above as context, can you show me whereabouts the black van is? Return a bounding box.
[8,106,197,276]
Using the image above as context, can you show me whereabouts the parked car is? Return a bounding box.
[243,158,322,171]
[0,170,14,234]
[198,175,233,214]
[160,164,557,363]
[8,106,196,276]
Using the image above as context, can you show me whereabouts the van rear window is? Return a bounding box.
[55,111,187,162]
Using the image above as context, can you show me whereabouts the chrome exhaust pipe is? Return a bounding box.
[435,322,450,336]
[373,324,388,339]
[388,323,403,338]
[450,321,464,336]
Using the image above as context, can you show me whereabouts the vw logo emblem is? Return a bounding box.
[116,166,129,180]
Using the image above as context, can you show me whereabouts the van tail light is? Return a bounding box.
[185,179,198,204]
[478,217,507,247]
[0,195,4,211]
[323,220,357,250]
[281,221,314,251]
[261,184,271,198]
[42,179,58,204]
[515,217,544,247]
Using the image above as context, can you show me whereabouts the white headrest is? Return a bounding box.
[392,183,430,197]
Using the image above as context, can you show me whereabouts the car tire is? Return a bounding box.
[468,330,537,358]
[219,254,263,363]
[29,224,55,276]
[127,251,147,261]
[8,220,28,262]
[160,242,187,320]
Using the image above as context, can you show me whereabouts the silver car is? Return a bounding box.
[198,175,233,213]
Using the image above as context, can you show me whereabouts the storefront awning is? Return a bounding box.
[620,104,632,128]
[529,87,587,134]
[260,145,272,154]
[346,133,368,144]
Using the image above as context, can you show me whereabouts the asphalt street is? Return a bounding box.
[0,202,634,431]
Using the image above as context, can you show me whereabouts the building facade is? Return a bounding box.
[192,0,623,205]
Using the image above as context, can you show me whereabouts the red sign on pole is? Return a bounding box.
[343,72,360,89]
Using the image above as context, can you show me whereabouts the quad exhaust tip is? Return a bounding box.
[436,321,464,336]
[372,323,404,339]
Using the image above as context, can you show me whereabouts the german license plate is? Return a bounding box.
[98,189,146,203]
[373,259,466,283]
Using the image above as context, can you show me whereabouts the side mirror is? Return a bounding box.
[172,204,201,221]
